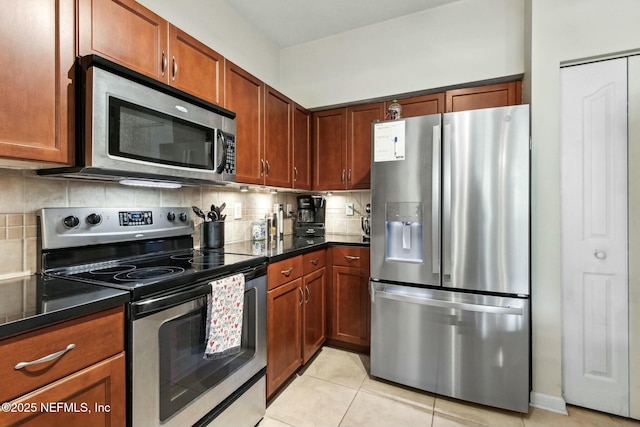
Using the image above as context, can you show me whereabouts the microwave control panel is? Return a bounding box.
[224,133,236,174]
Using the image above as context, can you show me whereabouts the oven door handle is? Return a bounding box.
[132,283,212,318]
[131,264,267,318]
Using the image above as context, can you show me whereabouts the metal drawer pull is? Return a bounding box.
[281,267,294,277]
[299,287,304,305]
[344,255,360,261]
[310,258,319,265]
[305,285,310,303]
[161,51,167,76]
[14,344,76,370]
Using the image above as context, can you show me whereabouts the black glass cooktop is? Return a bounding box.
[45,248,264,299]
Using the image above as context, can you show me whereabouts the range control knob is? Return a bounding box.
[63,215,80,229]
[179,212,188,222]
[167,212,176,221]
[86,213,102,226]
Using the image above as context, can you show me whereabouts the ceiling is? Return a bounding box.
[224,0,462,48]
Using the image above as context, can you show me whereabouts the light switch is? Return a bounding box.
[346,203,354,216]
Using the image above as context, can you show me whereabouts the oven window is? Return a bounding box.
[109,97,215,170]
[158,288,257,421]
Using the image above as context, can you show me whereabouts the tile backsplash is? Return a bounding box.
[0,169,370,277]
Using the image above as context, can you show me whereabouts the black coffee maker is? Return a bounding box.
[295,195,326,237]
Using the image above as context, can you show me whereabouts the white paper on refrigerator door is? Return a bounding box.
[374,121,406,162]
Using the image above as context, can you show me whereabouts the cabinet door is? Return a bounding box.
[445,81,522,112]
[225,61,264,185]
[267,278,302,399]
[264,86,293,188]
[293,103,312,190]
[313,108,347,191]
[0,0,74,164]
[169,25,223,105]
[302,267,326,364]
[78,0,169,81]
[0,353,126,427]
[347,102,384,190]
[331,266,370,347]
[388,93,445,118]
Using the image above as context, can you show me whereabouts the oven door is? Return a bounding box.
[130,271,266,427]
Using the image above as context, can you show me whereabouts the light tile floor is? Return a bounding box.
[260,346,640,427]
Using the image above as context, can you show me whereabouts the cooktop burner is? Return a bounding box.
[113,266,186,281]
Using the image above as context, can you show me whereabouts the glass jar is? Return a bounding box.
[251,220,266,241]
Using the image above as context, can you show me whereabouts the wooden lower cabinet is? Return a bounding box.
[302,267,326,364]
[267,277,303,399]
[327,246,371,350]
[0,353,126,427]
[267,251,326,398]
[330,265,370,348]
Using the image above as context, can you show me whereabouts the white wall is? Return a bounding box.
[280,0,524,108]
[528,0,640,412]
[136,0,281,88]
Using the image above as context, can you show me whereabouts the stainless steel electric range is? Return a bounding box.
[38,207,267,427]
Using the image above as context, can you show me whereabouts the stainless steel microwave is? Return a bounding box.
[39,56,236,187]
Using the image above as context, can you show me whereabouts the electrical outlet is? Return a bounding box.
[346,203,354,216]
[234,202,242,220]
[286,203,292,218]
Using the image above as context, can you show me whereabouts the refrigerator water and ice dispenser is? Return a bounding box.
[385,202,423,263]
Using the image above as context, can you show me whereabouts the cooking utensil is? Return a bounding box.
[207,210,219,222]
[192,206,206,220]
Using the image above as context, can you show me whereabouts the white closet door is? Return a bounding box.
[628,55,640,421]
[560,58,629,417]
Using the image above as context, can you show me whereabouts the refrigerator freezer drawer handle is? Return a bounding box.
[375,289,523,315]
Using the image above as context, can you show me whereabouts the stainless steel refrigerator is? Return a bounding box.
[369,105,530,413]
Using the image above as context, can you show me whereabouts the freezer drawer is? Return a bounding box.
[370,281,530,413]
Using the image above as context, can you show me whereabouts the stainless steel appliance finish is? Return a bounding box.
[370,282,530,413]
[370,114,441,287]
[131,266,266,427]
[369,105,530,413]
[38,55,237,187]
[442,107,530,295]
[37,206,267,427]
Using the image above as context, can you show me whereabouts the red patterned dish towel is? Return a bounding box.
[204,273,245,359]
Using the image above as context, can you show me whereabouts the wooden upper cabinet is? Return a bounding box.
[347,102,384,190]
[264,86,293,188]
[293,104,312,190]
[78,0,223,105]
[225,61,264,185]
[445,81,522,112]
[169,25,223,105]
[313,108,347,191]
[78,0,168,80]
[388,93,445,118]
[0,0,75,164]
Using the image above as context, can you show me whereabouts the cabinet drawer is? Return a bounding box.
[332,246,370,269]
[303,249,326,275]
[268,256,303,290]
[0,306,124,403]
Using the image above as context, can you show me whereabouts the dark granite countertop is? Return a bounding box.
[0,274,130,340]
[222,233,369,262]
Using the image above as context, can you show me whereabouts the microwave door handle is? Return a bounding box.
[215,129,227,174]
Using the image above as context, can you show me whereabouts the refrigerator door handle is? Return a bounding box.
[432,125,441,274]
[374,287,523,315]
[442,123,452,281]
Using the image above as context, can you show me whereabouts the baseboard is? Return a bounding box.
[529,392,568,415]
